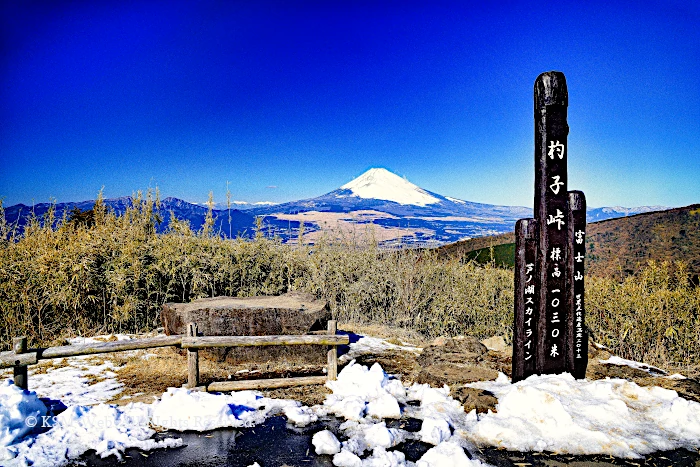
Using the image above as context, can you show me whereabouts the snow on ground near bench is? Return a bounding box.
[339,335,422,364]
[0,379,305,466]
[0,334,134,407]
[2,333,700,466]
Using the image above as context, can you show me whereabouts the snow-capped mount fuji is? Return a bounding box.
[250,168,530,219]
[246,168,533,244]
[338,168,440,207]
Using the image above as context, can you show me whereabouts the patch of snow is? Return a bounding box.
[67,334,133,345]
[340,168,440,206]
[1,380,305,466]
[599,356,667,376]
[464,372,700,458]
[445,196,467,205]
[417,440,487,466]
[4,334,699,466]
[283,404,318,427]
[339,336,422,364]
[233,201,277,206]
[25,358,123,406]
[152,388,268,431]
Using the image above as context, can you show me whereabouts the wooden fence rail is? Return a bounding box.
[1,320,347,392]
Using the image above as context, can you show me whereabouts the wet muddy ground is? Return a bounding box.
[73,414,700,467]
[71,332,700,466]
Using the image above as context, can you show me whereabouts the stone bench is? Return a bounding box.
[161,292,332,364]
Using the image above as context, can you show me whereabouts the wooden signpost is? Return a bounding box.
[512,71,588,382]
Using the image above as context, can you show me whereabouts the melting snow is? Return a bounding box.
[2,332,700,466]
[339,335,422,364]
[465,373,700,458]
[598,355,667,376]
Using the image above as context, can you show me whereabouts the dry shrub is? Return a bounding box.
[587,260,700,373]
[1,194,699,374]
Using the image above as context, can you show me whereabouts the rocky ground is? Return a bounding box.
[102,329,700,467]
[109,327,700,413]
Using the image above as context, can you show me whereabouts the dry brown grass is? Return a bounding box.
[1,193,699,376]
[109,346,330,405]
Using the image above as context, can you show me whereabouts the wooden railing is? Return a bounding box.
[0,320,348,392]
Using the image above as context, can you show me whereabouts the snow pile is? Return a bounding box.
[315,361,487,466]
[153,387,268,431]
[0,381,306,466]
[312,429,341,455]
[0,382,181,466]
[315,361,700,464]
[340,168,440,207]
[324,362,404,421]
[464,373,700,458]
[0,381,48,460]
[283,404,318,427]
[407,383,466,446]
[5,403,182,466]
[417,440,483,467]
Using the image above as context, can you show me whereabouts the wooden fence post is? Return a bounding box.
[187,323,199,388]
[13,337,28,390]
[327,320,338,381]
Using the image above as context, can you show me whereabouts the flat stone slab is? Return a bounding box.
[161,292,331,364]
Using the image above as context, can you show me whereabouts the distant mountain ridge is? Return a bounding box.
[2,196,297,239]
[438,204,700,281]
[586,205,670,222]
[2,168,672,245]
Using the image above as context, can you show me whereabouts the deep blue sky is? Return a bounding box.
[1,0,698,209]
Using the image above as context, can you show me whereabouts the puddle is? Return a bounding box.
[73,416,333,467]
[71,415,700,467]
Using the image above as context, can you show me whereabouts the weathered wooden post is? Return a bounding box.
[512,71,587,380]
[327,320,338,381]
[187,322,199,388]
[567,191,587,378]
[534,71,569,374]
[13,337,28,390]
[512,219,538,383]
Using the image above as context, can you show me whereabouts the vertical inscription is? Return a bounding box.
[567,191,587,378]
[513,219,538,383]
[535,72,569,374]
[512,71,588,380]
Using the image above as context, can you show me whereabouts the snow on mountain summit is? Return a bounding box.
[339,168,440,207]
